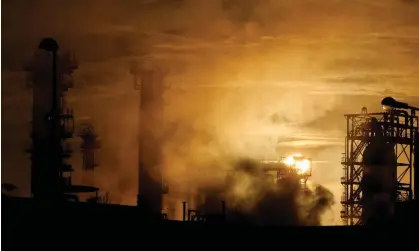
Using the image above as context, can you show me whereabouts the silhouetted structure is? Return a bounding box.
[130,61,168,216]
[415,132,419,199]
[341,106,418,225]
[179,156,313,224]
[261,155,312,187]
[10,37,417,233]
[78,124,101,170]
[381,97,419,199]
[24,38,100,202]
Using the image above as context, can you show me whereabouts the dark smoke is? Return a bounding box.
[197,158,335,226]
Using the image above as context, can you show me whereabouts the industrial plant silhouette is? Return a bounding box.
[2,38,418,248]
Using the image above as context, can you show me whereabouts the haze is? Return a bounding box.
[1,0,419,225]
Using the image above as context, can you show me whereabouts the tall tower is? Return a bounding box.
[25,38,99,202]
[361,118,397,225]
[130,61,167,217]
[340,107,418,225]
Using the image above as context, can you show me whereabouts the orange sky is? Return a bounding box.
[2,0,419,225]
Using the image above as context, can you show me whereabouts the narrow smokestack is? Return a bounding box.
[182,201,187,221]
[137,69,165,218]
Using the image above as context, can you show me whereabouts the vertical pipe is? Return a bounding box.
[182,201,186,221]
[415,131,419,200]
[52,51,57,117]
[51,49,60,201]
[407,110,413,201]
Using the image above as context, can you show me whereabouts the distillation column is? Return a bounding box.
[25,39,73,200]
[131,65,166,217]
[25,38,95,201]
[361,118,397,225]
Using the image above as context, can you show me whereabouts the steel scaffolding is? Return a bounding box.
[340,107,418,225]
[261,158,312,187]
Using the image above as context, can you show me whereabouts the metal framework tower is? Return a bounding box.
[340,107,418,225]
[25,38,100,202]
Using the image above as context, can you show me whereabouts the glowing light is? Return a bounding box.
[283,153,311,174]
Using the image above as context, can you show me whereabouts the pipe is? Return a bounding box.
[48,42,60,201]
[52,51,57,119]
[415,132,418,200]
[182,201,186,221]
[51,48,63,201]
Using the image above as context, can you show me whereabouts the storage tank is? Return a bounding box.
[361,120,397,225]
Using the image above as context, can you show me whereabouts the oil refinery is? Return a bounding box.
[2,38,419,246]
[340,104,418,225]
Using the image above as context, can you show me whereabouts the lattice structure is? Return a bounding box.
[340,107,418,225]
[78,124,101,171]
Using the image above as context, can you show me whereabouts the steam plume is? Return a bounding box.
[193,158,335,226]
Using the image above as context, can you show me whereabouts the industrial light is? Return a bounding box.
[283,153,312,174]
